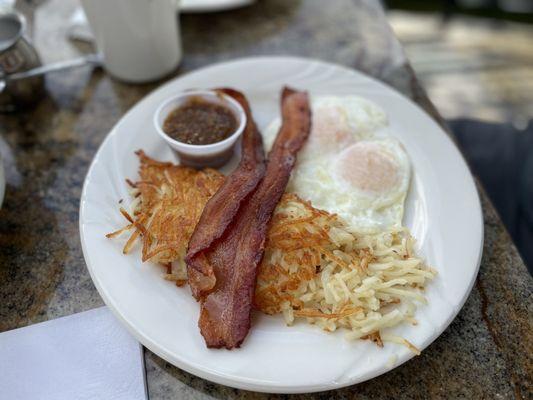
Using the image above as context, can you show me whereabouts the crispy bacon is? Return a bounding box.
[186,88,266,300]
[197,87,311,348]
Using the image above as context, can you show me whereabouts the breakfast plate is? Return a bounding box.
[79,56,483,393]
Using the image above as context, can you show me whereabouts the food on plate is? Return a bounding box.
[263,95,388,162]
[106,150,224,284]
[289,137,410,233]
[255,194,435,353]
[163,96,238,145]
[186,88,266,300]
[108,87,434,353]
[263,95,409,233]
[193,87,311,349]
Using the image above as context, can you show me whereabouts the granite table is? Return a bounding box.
[0,0,531,398]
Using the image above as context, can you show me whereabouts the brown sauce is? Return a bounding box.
[163,97,237,145]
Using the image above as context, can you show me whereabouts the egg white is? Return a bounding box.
[263,95,410,233]
[263,95,387,158]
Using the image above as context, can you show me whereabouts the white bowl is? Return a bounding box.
[154,90,246,168]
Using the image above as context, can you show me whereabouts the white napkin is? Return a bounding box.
[0,307,147,400]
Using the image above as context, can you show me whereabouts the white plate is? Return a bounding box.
[181,0,255,13]
[80,57,483,393]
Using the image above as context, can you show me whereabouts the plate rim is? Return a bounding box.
[79,55,484,393]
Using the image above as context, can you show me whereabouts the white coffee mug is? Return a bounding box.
[81,0,182,83]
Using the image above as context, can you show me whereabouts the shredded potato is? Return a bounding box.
[108,155,435,352]
[106,151,224,283]
[255,194,436,352]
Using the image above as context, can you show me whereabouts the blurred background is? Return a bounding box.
[385,0,533,273]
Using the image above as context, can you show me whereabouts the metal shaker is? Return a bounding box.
[0,8,44,112]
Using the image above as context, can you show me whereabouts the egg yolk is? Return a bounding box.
[335,142,400,194]
[309,105,353,149]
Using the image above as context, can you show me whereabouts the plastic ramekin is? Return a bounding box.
[154,90,246,168]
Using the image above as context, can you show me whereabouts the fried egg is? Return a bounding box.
[263,95,410,233]
[263,95,387,161]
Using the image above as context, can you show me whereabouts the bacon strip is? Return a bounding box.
[198,87,311,348]
[186,88,266,300]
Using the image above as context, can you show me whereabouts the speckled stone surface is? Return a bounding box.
[0,0,531,398]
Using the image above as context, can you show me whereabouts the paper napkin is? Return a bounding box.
[0,307,147,400]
